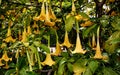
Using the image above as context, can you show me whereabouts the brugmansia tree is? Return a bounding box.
[0,0,120,75]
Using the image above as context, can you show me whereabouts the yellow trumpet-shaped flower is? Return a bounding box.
[49,6,57,20]
[41,53,55,66]
[72,0,76,12]
[2,51,12,62]
[33,21,38,28]
[21,28,27,43]
[33,1,46,21]
[81,20,93,27]
[21,28,29,46]
[4,26,16,43]
[71,33,86,54]
[51,42,62,56]
[61,31,73,48]
[7,26,11,37]
[93,27,103,59]
[27,25,32,35]
[3,61,9,69]
[0,58,4,66]
[44,2,55,26]
[4,36,16,43]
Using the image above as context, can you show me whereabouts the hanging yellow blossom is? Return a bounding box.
[4,26,16,43]
[1,51,12,62]
[33,1,46,21]
[44,2,55,26]
[81,20,93,27]
[49,6,57,21]
[41,53,55,66]
[51,41,62,56]
[32,21,38,28]
[93,27,103,59]
[27,25,32,35]
[61,31,73,48]
[72,0,76,12]
[71,33,86,54]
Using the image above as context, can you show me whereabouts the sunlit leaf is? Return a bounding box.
[65,15,75,32]
[104,31,120,53]
[57,63,65,75]
[88,61,99,74]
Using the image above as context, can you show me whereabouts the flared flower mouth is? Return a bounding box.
[61,31,73,48]
[51,42,62,56]
[4,26,16,43]
[41,53,55,66]
[93,27,103,59]
[4,36,16,43]
[1,51,12,62]
[71,33,86,54]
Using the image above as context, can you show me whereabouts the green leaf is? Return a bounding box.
[104,31,120,53]
[103,67,118,75]
[65,15,75,32]
[88,61,99,74]
[29,45,37,53]
[59,58,67,66]
[5,69,16,75]
[33,41,41,47]
[67,63,73,72]
[57,63,65,75]
[40,44,50,53]
[84,68,92,75]
[111,17,120,30]
[73,59,87,74]
[83,24,97,37]
[10,41,21,48]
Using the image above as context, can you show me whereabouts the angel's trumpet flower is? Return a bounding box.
[33,1,46,21]
[49,6,56,20]
[44,2,55,26]
[33,21,38,28]
[71,33,86,54]
[4,26,16,42]
[61,31,73,48]
[51,41,62,56]
[1,51,12,62]
[21,28,27,42]
[27,25,32,35]
[72,0,76,12]
[21,28,29,46]
[0,58,4,66]
[93,27,103,59]
[41,53,55,66]
[3,61,9,69]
